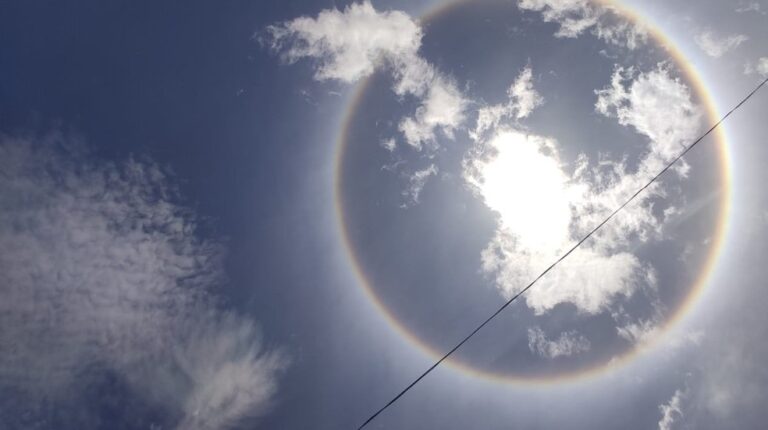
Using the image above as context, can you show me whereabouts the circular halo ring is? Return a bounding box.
[334,0,732,385]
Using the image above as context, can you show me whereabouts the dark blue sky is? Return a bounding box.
[0,0,332,342]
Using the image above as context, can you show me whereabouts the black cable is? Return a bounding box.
[357,76,768,430]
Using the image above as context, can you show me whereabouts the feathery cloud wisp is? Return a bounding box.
[694,31,748,58]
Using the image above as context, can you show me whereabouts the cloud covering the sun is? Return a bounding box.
[465,130,653,315]
[0,134,286,429]
[464,63,702,317]
[265,2,705,322]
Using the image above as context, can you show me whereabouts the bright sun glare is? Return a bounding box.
[470,131,574,253]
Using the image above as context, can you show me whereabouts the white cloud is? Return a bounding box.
[595,64,702,169]
[658,389,685,430]
[694,31,749,58]
[527,327,591,359]
[617,318,660,344]
[266,1,467,153]
[473,104,511,142]
[735,1,766,14]
[0,135,286,428]
[471,66,544,141]
[509,66,544,119]
[380,137,397,152]
[577,65,702,255]
[399,77,467,151]
[174,316,287,430]
[266,1,473,205]
[744,57,768,77]
[481,228,651,314]
[265,1,422,83]
[518,0,599,38]
[401,164,438,207]
[517,0,647,49]
[615,312,703,351]
[391,55,437,98]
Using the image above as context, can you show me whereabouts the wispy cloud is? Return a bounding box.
[0,134,286,429]
[527,327,591,359]
[471,66,544,141]
[658,389,686,430]
[398,77,467,151]
[744,57,768,77]
[401,164,438,208]
[616,318,660,345]
[694,31,749,58]
[380,137,397,152]
[735,1,766,14]
[517,0,648,49]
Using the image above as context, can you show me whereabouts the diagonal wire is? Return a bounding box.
[357,76,768,430]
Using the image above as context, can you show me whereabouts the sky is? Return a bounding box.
[0,1,767,429]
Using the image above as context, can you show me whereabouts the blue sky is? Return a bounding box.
[1,1,767,429]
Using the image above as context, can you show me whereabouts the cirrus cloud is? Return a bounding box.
[0,134,286,429]
[694,31,749,58]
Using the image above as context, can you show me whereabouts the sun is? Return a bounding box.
[466,130,575,254]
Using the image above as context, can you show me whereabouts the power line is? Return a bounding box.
[357,76,768,430]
